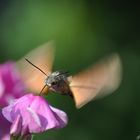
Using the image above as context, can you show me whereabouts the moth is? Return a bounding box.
[17,41,122,108]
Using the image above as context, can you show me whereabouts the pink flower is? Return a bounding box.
[2,94,68,137]
[0,62,26,140]
[0,62,25,107]
[0,61,68,139]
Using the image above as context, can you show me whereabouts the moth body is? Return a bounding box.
[19,42,122,108]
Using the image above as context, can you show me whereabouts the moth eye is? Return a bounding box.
[51,81,57,85]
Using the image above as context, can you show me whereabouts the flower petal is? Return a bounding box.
[0,109,10,140]
[50,106,68,129]
[2,93,68,135]
[10,115,22,136]
[27,107,42,128]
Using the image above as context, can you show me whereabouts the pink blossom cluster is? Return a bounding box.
[0,62,68,140]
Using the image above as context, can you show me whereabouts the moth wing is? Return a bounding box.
[16,41,55,94]
[70,54,122,108]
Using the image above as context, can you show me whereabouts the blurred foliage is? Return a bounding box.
[0,0,140,140]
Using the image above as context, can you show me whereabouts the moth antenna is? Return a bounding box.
[25,58,48,76]
[39,85,47,95]
[64,71,70,76]
[56,71,70,77]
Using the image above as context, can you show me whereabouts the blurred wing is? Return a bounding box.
[70,54,122,108]
[16,41,55,94]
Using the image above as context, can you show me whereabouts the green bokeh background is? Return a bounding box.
[0,1,140,140]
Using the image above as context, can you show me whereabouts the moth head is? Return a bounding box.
[45,71,68,87]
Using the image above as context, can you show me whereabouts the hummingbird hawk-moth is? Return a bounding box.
[17,41,122,108]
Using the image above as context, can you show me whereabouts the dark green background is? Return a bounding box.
[0,1,140,140]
